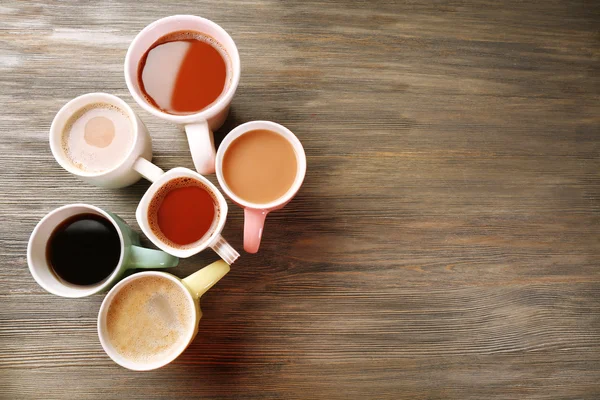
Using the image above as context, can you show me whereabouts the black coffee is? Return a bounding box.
[47,213,121,285]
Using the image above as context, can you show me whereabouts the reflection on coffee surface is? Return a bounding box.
[47,213,120,285]
[106,275,194,364]
[61,103,133,172]
[223,129,298,204]
[138,30,230,115]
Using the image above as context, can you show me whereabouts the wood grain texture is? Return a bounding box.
[1,0,599,399]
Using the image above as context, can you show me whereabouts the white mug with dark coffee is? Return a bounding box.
[27,204,179,298]
[124,15,241,175]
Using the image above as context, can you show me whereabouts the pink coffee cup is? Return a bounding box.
[215,121,306,253]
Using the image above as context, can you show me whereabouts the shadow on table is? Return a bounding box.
[159,187,344,391]
[167,271,260,394]
[214,107,246,151]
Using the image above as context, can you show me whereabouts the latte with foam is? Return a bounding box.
[106,275,194,364]
[61,103,133,172]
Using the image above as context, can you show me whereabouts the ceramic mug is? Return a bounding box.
[215,121,306,253]
[27,204,179,298]
[98,260,230,370]
[135,166,240,264]
[124,15,241,175]
[50,92,162,189]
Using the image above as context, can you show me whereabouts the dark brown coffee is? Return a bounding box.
[46,213,121,285]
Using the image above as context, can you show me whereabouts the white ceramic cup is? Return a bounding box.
[215,121,307,253]
[124,15,241,175]
[98,260,230,370]
[27,204,179,298]
[135,166,240,264]
[49,92,164,189]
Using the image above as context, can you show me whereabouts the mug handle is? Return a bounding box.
[182,260,230,299]
[133,157,164,183]
[128,245,179,269]
[244,208,268,254]
[185,121,216,175]
[210,235,240,265]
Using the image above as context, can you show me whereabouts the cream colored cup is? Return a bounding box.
[98,260,229,370]
[124,15,241,175]
[50,92,161,189]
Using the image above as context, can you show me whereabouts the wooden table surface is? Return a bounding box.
[1,1,599,399]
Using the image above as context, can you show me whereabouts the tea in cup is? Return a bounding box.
[125,15,241,175]
[136,167,239,263]
[216,121,306,253]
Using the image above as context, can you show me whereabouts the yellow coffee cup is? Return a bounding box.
[97,260,229,370]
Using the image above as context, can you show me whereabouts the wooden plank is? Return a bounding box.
[0,0,599,398]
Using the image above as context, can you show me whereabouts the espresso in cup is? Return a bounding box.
[61,102,134,172]
[148,177,219,248]
[138,30,231,115]
[106,274,194,364]
[28,204,179,298]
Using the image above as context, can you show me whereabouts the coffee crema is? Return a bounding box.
[61,103,133,172]
[223,129,298,204]
[148,177,218,248]
[106,275,194,364]
[138,30,230,115]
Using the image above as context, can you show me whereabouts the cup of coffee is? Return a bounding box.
[27,204,179,298]
[124,15,241,175]
[215,121,306,253]
[97,260,229,370]
[50,92,165,188]
[135,166,239,264]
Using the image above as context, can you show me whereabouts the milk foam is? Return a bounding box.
[106,276,194,364]
[61,103,133,172]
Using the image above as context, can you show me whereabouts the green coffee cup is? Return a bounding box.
[27,203,179,297]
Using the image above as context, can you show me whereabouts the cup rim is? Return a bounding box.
[49,93,141,178]
[124,14,241,124]
[135,167,229,258]
[97,270,197,371]
[27,204,126,298]
[215,121,307,210]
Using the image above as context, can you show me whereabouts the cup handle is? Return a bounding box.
[210,234,240,265]
[244,208,268,254]
[128,245,179,269]
[185,121,216,175]
[133,157,164,183]
[182,260,230,299]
